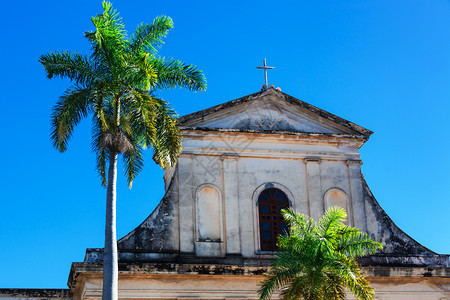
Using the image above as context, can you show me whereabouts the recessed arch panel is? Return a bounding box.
[196,185,222,241]
[324,188,349,225]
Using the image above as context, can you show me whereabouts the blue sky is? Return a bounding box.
[1,0,449,288]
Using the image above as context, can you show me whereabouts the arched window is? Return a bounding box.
[258,188,289,251]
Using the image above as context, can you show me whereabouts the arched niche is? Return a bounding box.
[195,184,222,241]
[324,188,350,225]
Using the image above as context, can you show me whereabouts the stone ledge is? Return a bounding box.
[85,247,450,269]
[0,289,72,299]
[363,266,450,278]
[71,262,269,276]
[359,254,450,268]
[70,261,450,278]
[68,262,269,289]
[180,126,368,141]
[68,262,450,292]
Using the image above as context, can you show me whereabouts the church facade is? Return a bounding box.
[2,87,449,299]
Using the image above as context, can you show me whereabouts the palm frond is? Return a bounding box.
[86,1,126,71]
[130,16,173,55]
[317,206,347,238]
[350,276,375,300]
[121,145,143,188]
[122,54,158,90]
[51,86,94,151]
[337,231,383,258]
[322,272,346,300]
[121,88,157,146]
[150,57,206,91]
[39,51,101,86]
[282,208,314,238]
[258,266,301,300]
[120,116,144,188]
[280,275,309,300]
[152,98,181,167]
[92,115,109,186]
[332,255,375,300]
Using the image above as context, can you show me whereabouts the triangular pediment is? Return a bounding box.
[179,88,372,137]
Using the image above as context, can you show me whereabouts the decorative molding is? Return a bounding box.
[220,153,239,160]
[346,159,363,166]
[196,238,222,243]
[182,148,361,161]
[304,157,321,164]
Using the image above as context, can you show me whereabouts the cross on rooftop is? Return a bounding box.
[256,58,275,90]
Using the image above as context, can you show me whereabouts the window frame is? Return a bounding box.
[252,183,294,254]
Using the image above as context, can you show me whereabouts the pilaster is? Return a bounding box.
[346,159,367,232]
[304,157,323,221]
[221,154,241,254]
[178,154,195,254]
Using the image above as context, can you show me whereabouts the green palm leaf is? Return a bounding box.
[258,207,383,300]
[92,115,109,186]
[150,57,207,91]
[152,98,182,168]
[51,86,94,152]
[130,16,173,55]
[39,52,102,86]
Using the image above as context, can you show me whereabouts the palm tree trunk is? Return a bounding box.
[103,151,118,300]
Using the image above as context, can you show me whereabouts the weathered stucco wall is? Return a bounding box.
[84,88,447,265]
[68,263,450,300]
[117,174,180,253]
[75,88,449,299]
[88,130,441,262]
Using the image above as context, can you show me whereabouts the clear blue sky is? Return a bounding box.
[1,0,449,288]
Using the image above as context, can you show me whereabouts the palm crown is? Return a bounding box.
[39,1,206,187]
[258,207,383,300]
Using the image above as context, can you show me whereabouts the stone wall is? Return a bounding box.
[0,289,72,300]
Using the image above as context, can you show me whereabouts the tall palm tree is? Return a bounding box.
[39,2,206,299]
[258,207,383,300]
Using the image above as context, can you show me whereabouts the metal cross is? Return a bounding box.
[256,58,275,90]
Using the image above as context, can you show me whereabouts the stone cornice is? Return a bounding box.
[69,262,450,285]
[220,153,239,160]
[180,126,369,142]
[346,159,363,165]
[304,157,321,164]
[0,289,72,299]
[180,148,361,162]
